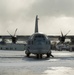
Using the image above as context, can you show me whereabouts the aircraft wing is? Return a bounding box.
[48,35,74,41]
[0,35,30,41]
[0,35,73,39]
[17,35,30,41]
[48,35,59,41]
[0,35,73,42]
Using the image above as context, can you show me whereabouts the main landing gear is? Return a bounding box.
[46,53,54,58]
[25,50,30,57]
[36,53,54,59]
[26,53,30,57]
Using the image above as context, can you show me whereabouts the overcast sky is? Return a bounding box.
[0,0,74,35]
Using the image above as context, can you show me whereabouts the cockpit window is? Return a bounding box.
[34,34,46,41]
[34,35,45,38]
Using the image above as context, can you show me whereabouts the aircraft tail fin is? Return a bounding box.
[35,15,39,33]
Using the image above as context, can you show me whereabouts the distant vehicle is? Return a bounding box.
[56,43,70,51]
[25,15,52,58]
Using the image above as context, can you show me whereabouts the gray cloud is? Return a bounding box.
[0,0,35,35]
[27,0,74,17]
[0,0,74,35]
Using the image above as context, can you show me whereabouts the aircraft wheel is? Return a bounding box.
[26,53,30,57]
[36,54,39,59]
[46,53,50,58]
[40,54,42,58]
[25,50,30,57]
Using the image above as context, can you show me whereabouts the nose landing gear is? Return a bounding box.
[36,54,42,59]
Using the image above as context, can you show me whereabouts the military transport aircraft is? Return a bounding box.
[0,15,74,58]
[0,15,52,58]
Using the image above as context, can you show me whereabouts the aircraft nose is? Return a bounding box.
[36,41,45,45]
[38,42,42,45]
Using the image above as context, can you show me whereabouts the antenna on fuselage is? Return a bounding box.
[35,15,39,33]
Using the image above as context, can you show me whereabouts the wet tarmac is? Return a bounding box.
[0,50,74,75]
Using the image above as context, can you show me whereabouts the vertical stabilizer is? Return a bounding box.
[35,15,39,33]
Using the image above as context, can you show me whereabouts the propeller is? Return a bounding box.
[59,30,70,43]
[7,28,18,44]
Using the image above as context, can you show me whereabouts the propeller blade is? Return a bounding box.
[14,28,18,37]
[7,31,12,37]
[61,31,63,37]
[65,30,70,36]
